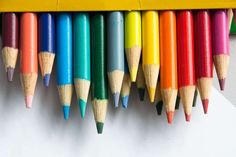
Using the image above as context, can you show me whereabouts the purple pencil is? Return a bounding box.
[2,13,19,82]
[211,10,229,91]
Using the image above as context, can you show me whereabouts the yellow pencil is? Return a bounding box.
[142,11,160,102]
[125,11,141,82]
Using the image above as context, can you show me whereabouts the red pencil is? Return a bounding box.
[194,10,213,114]
[177,11,196,122]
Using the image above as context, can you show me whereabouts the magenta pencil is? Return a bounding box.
[211,10,229,91]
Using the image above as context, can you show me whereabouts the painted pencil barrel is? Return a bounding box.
[125,11,141,82]
[212,10,229,91]
[38,13,55,87]
[159,11,178,123]
[56,13,73,120]
[2,13,19,81]
[73,13,91,118]
[177,11,195,121]
[142,11,160,103]
[91,14,108,134]
[20,13,38,108]
[121,56,131,109]
[107,11,125,107]
[194,10,213,114]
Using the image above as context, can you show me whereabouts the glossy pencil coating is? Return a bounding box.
[194,10,213,114]
[177,11,196,121]
[20,13,38,108]
[56,13,73,120]
[125,11,141,82]
[121,56,131,109]
[107,12,125,108]
[159,11,178,124]
[73,13,91,118]
[2,13,19,82]
[91,14,108,134]
[39,13,55,87]
[212,10,230,91]
[142,11,160,103]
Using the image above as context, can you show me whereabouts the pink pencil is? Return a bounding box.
[211,10,229,91]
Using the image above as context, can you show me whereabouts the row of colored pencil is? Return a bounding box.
[1,10,232,134]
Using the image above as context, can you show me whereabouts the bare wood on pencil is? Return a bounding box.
[20,73,38,96]
[39,52,55,76]
[136,65,145,88]
[227,9,233,31]
[74,79,90,102]
[197,77,212,100]
[2,47,18,71]
[121,74,131,97]
[155,82,162,102]
[92,99,108,123]
[213,55,229,80]
[161,88,177,112]
[107,70,124,93]
[179,85,195,115]
[57,84,73,105]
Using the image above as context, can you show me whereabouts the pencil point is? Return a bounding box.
[79,99,86,119]
[113,93,120,108]
[156,101,163,115]
[130,68,137,82]
[175,96,180,110]
[62,106,70,120]
[43,74,51,87]
[185,113,191,122]
[25,95,33,108]
[219,78,225,91]
[7,67,14,82]
[166,111,174,124]
[148,87,156,103]
[138,88,145,101]
[202,99,209,114]
[96,122,104,134]
[122,95,129,109]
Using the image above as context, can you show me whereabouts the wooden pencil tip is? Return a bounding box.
[122,95,129,109]
[166,111,174,124]
[62,106,70,120]
[148,87,156,103]
[185,113,191,122]
[7,67,14,82]
[43,74,51,87]
[25,95,33,108]
[130,68,137,82]
[113,93,120,108]
[96,122,104,134]
[79,99,86,119]
[219,78,226,91]
[202,99,209,114]
[156,101,163,115]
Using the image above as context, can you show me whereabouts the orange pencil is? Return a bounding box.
[159,11,178,124]
[20,13,38,108]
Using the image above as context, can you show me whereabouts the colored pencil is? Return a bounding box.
[107,12,125,108]
[177,11,196,122]
[125,11,141,82]
[121,56,131,108]
[212,10,230,91]
[155,81,163,116]
[38,13,55,87]
[194,10,213,114]
[175,92,180,110]
[192,89,198,107]
[227,9,233,32]
[142,11,160,103]
[2,13,19,81]
[160,11,178,123]
[91,14,108,134]
[56,13,73,120]
[20,13,38,108]
[73,13,90,118]
[136,58,145,101]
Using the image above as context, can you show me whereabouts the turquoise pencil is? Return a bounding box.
[73,13,91,118]
[107,12,125,108]
[121,56,131,108]
[56,13,73,120]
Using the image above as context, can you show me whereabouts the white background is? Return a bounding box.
[0,37,235,157]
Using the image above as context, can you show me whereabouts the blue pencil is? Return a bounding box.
[107,12,125,108]
[56,13,73,120]
[39,13,55,87]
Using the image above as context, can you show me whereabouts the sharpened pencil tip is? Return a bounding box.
[113,93,120,108]
[166,111,174,124]
[25,95,33,108]
[219,78,226,91]
[79,99,86,119]
[7,67,14,82]
[62,106,70,120]
[185,113,191,122]
[148,87,156,103]
[96,122,104,134]
[202,99,209,114]
[43,74,51,87]
[130,68,137,82]
[122,95,129,109]
[138,88,145,101]
[156,101,163,115]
